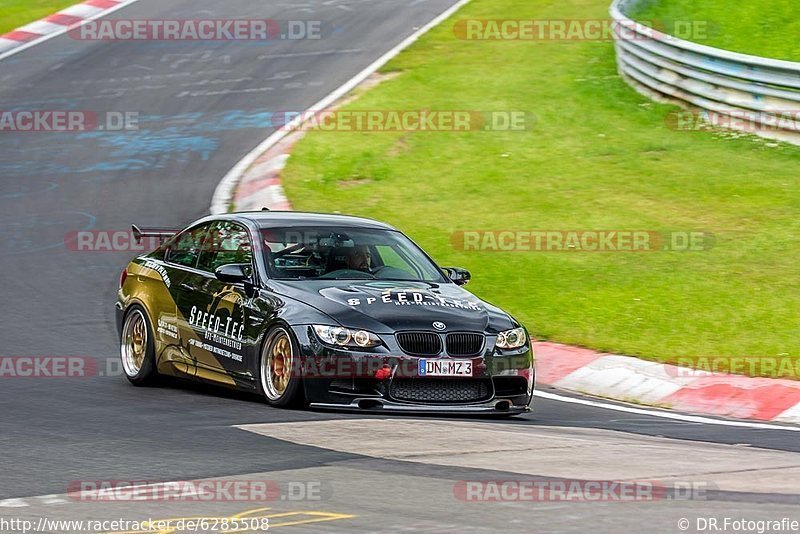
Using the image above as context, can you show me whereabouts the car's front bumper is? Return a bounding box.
[290,324,535,414]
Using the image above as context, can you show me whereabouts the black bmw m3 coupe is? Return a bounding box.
[116,211,534,414]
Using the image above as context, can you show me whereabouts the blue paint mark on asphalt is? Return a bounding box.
[0,109,278,177]
[137,110,275,132]
[78,159,156,173]
[0,99,82,111]
[0,182,59,199]
[78,130,218,162]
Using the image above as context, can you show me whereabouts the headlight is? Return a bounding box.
[495,327,527,349]
[312,325,382,348]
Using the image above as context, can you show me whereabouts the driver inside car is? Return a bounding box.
[346,245,372,272]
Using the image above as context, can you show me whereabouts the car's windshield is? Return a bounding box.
[261,226,446,282]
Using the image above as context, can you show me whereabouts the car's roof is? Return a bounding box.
[232,210,397,231]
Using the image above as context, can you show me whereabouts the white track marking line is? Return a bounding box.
[210,0,473,214]
[0,38,19,52]
[535,390,800,432]
[0,0,143,63]
[59,4,105,18]
[17,20,68,35]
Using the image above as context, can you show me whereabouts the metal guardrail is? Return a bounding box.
[610,0,800,144]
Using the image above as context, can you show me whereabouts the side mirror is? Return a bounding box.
[215,263,251,284]
[443,267,471,286]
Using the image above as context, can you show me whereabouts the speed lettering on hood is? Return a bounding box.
[346,288,483,311]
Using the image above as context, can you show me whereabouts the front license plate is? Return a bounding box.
[418,359,473,377]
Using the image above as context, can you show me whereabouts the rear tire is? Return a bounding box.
[258,325,303,408]
[120,305,159,386]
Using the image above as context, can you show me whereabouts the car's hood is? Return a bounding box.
[268,279,516,333]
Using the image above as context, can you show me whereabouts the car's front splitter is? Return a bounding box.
[309,397,530,415]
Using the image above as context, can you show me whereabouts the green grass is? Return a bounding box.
[0,0,77,35]
[280,0,800,376]
[628,0,800,60]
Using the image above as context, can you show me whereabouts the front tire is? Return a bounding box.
[120,305,159,386]
[258,325,303,407]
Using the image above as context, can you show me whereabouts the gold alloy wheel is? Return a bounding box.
[121,309,148,377]
[261,327,294,401]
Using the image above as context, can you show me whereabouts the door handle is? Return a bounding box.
[180,283,196,292]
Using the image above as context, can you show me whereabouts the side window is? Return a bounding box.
[166,223,212,268]
[197,221,253,274]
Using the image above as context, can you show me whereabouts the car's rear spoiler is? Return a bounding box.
[131,225,178,245]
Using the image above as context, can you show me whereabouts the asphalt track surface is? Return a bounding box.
[1,1,799,532]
